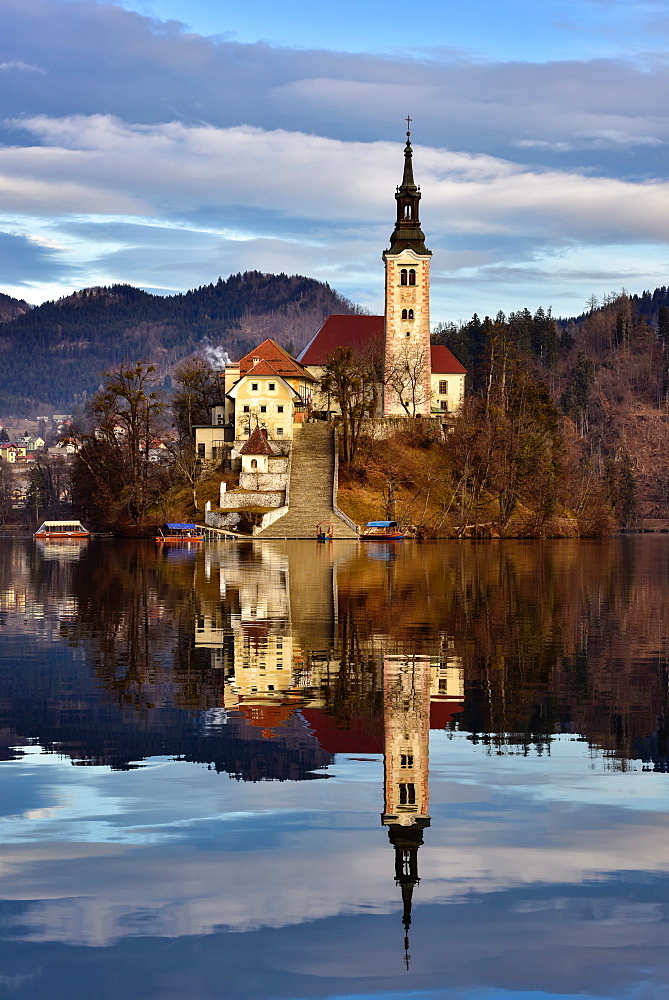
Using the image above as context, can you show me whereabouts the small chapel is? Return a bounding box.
[195,125,466,466]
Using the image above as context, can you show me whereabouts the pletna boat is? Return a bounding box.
[360,520,404,541]
[34,520,90,539]
[155,523,205,543]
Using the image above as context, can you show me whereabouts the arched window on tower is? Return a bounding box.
[408,309,414,319]
[401,309,407,320]
[399,783,416,806]
[403,204,412,219]
[408,269,416,286]
[400,269,408,286]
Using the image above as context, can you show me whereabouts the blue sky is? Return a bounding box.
[3,0,669,320]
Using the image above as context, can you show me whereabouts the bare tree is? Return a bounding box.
[320,346,381,465]
[384,342,431,417]
[71,362,166,528]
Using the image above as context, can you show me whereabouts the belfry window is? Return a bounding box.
[399,783,416,805]
[408,269,416,286]
[401,309,407,320]
[400,269,408,286]
[403,204,412,219]
[408,309,414,319]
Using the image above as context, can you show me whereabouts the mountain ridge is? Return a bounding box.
[0,272,362,415]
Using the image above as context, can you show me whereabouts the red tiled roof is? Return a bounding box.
[301,708,383,755]
[430,344,468,375]
[430,700,464,729]
[299,315,384,365]
[245,359,282,377]
[238,338,314,380]
[240,426,275,456]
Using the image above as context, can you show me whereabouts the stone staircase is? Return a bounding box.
[255,423,358,539]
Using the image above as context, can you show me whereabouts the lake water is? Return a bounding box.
[1,535,668,1000]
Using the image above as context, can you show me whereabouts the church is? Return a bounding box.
[195,126,466,464]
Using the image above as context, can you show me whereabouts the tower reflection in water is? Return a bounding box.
[193,541,464,964]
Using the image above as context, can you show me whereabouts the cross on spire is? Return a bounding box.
[405,115,412,136]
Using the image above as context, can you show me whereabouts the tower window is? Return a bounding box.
[400,754,413,768]
[408,269,416,286]
[399,783,416,805]
[250,459,257,469]
[400,269,408,286]
[408,309,414,319]
[439,380,448,394]
[401,309,407,320]
[406,332,411,338]
[403,204,412,219]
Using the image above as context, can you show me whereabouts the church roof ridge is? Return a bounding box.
[240,425,275,455]
[238,337,316,380]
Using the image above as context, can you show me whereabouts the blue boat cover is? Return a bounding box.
[165,523,198,530]
[365,520,398,528]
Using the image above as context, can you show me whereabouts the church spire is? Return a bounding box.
[387,119,431,256]
[401,116,417,190]
[388,822,425,970]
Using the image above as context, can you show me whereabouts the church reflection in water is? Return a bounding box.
[193,541,464,960]
[9,532,669,969]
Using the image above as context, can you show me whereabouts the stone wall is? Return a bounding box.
[205,510,244,530]
[218,489,285,510]
[239,456,288,492]
[359,415,443,440]
[205,505,289,534]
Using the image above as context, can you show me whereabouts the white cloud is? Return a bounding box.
[0,60,46,73]
[5,115,669,247]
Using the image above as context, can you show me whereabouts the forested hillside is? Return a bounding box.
[0,293,30,323]
[0,272,360,414]
[433,287,669,521]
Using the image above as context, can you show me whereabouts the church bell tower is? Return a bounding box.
[383,120,433,416]
[381,654,431,968]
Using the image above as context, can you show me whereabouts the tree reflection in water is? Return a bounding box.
[2,536,669,996]
[2,536,668,772]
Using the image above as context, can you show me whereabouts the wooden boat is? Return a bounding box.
[155,522,205,543]
[360,520,404,541]
[34,520,90,539]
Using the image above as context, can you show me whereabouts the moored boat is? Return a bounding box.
[34,520,90,539]
[155,522,205,543]
[360,520,404,541]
